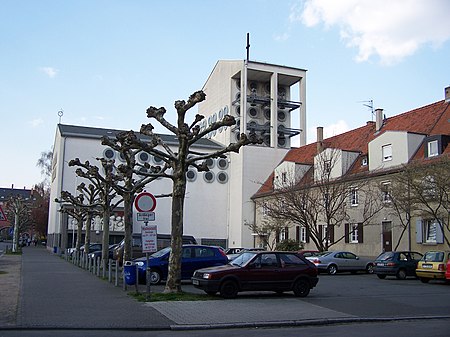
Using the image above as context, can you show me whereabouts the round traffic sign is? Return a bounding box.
[134,192,156,212]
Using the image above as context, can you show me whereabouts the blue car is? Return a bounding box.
[134,244,228,284]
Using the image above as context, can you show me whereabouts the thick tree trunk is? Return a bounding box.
[164,177,186,293]
[76,216,83,251]
[123,194,133,264]
[101,205,110,272]
[84,214,92,253]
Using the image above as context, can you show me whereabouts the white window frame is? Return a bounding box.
[350,188,359,206]
[381,181,391,203]
[279,228,287,241]
[427,140,439,157]
[425,219,438,243]
[350,224,359,243]
[382,144,392,162]
[300,226,307,243]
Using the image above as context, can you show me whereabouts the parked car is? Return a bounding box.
[134,244,228,284]
[416,250,450,283]
[298,250,320,258]
[446,259,450,281]
[226,247,266,261]
[373,251,423,280]
[88,244,119,260]
[191,251,319,298]
[113,233,197,265]
[308,251,374,275]
[67,243,102,256]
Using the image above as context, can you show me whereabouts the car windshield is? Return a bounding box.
[151,246,171,258]
[317,251,331,257]
[422,251,444,262]
[230,252,256,267]
[376,252,394,261]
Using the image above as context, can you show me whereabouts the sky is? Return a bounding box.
[1,0,449,190]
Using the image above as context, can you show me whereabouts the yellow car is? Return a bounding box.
[416,250,450,283]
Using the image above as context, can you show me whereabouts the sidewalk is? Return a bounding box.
[1,245,356,331]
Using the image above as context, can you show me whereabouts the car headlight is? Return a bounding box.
[135,261,144,267]
[202,273,211,279]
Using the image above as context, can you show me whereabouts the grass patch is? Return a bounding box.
[0,271,7,275]
[129,291,219,302]
[6,251,22,255]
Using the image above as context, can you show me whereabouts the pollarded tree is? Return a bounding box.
[126,91,261,293]
[68,158,123,269]
[56,182,102,253]
[99,132,170,265]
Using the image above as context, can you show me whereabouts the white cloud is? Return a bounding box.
[29,118,44,128]
[294,0,450,65]
[39,66,58,78]
[306,120,350,143]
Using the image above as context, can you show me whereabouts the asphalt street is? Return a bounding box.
[1,243,449,335]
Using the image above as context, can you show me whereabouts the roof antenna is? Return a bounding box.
[246,33,250,62]
[58,109,64,124]
[359,100,374,120]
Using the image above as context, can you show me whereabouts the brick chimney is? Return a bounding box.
[317,126,324,153]
[375,108,384,131]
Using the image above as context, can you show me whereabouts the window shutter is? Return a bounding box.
[345,224,349,243]
[296,226,300,242]
[415,219,423,243]
[306,226,310,243]
[436,221,444,244]
[285,227,289,240]
[358,223,364,243]
[329,225,335,243]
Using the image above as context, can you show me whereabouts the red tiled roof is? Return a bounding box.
[253,99,450,198]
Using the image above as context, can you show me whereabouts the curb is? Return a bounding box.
[2,315,449,331]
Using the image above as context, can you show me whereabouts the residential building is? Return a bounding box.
[253,87,450,256]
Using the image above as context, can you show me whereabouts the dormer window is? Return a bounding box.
[382,144,392,161]
[427,140,439,157]
[361,156,368,166]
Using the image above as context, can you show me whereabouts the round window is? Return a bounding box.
[186,169,197,182]
[139,152,149,163]
[217,171,228,184]
[217,158,229,170]
[206,158,215,169]
[103,148,115,160]
[203,171,215,183]
[153,156,163,164]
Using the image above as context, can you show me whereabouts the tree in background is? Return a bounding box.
[260,148,383,252]
[388,156,450,248]
[5,195,32,252]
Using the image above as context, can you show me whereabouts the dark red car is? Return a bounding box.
[191,251,319,299]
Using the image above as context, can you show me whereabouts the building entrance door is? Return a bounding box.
[382,221,392,252]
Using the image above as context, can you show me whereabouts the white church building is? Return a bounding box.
[47,60,307,253]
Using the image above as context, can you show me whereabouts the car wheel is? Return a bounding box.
[220,280,239,299]
[420,277,430,283]
[396,269,407,280]
[327,265,338,275]
[293,279,310,297]
[366,264,374,274]
[377,274,387,279]
[205,291,217,296]
[150,270,162,285]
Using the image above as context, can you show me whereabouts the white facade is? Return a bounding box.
[48,59,308,251]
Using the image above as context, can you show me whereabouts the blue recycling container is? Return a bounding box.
[123,261,137,285]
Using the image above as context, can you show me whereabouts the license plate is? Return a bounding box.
[376,263,384,266]
[192,279,199,285]
[422,264,433,269]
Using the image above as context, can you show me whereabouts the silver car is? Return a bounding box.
[309,251,374,275]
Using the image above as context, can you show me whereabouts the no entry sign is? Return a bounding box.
[134,192,156,212]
